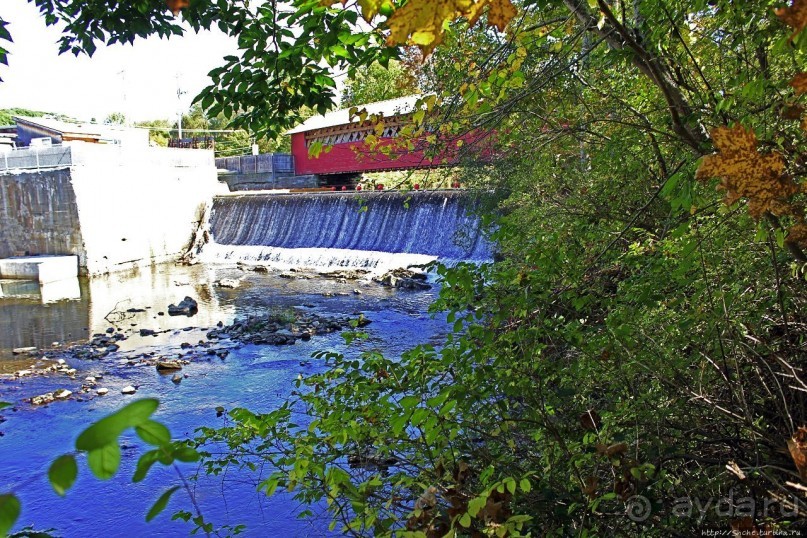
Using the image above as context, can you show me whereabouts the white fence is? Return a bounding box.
[0,145,73,172]
[0,143,215,173]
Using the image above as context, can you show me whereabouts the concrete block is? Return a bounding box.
[0,255,78,283]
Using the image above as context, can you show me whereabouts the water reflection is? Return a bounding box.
[0,264,237,361]
[0,278,89,361]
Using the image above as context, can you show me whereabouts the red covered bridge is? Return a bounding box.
[286,95,485,183]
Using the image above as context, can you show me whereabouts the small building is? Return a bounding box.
[13,116,149,148]
[0,132,16,152]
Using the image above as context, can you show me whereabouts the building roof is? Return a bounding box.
[14,116,104,140]
[285,95,423,135]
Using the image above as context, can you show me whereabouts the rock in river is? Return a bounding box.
[156,360,183,371]
[168,296,198,317]
[121,385,137,395]
[31,393,54,406]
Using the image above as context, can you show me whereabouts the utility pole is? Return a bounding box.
[117,69,129,126]
[176,73,186,140]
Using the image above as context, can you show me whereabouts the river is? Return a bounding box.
[0,262,452,537]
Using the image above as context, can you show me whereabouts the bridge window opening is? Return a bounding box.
[305,123,408,149]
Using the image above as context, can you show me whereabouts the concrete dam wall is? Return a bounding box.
[202,190,492,272]
[0,168,83,260]
[0,143,223,275]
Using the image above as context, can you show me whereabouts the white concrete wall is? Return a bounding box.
[67,143,226,275]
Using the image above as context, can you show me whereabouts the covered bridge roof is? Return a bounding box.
[285,95,422,135]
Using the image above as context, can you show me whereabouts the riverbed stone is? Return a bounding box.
[168,296,198,316]
[96,388,109,396]
[31,393,54,405]
[156,360,183,371]
[121,385,137,394]
[53,389,71,399]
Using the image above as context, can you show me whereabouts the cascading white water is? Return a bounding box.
[200,190,491,273]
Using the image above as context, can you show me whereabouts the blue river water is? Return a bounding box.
[0,264,450,537]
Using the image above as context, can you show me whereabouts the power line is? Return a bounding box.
[139,127,247,133]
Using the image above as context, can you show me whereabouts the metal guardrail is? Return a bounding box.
[0,145,73,172]
[215,153,295,175]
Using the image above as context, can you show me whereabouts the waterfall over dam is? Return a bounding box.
[201,191,491,272]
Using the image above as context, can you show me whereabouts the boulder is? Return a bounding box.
[96,388,109,396]
[396,278,431,291]
[121,385,137,394]
[53,389,71,400]
[12,347,37,355]
[31,393,54,405]
[216,278,241,289]
[168,296,198,317]
[156,360,183,371]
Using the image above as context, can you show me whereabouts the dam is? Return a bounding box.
[201,190,491,272]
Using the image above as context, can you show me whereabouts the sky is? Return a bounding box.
[0,0,239,123]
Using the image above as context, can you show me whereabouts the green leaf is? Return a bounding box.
[172,445,200,463]
[76,399,159,451]
[519,478,531,493]
[467,496,486,517]
[133,450,160,483]
[48,455,78,496]
[0,494,20,537]
[399,395,420,410]
[0,402,11,411]
[87,443,121,480]
[459,512,471,527]
[146,486,180,522]
[135,420,171,447]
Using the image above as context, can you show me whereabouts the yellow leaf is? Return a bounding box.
[787,222,807,247]
[384,0,517,56]
[777,0,807,39]
[165,0,189,15]
[788,427,807,480]
[490,2,518,28]
[791,72,807,96]
[696,124,793,219]
[357,0,384,21]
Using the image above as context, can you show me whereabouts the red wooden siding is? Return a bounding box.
[291,130,492,176]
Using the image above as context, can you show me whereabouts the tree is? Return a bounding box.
[341,59,419,107]
[103,111,126,125]
[192,1,807,535]
[135,118,172,146]
[3,1,807,536]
